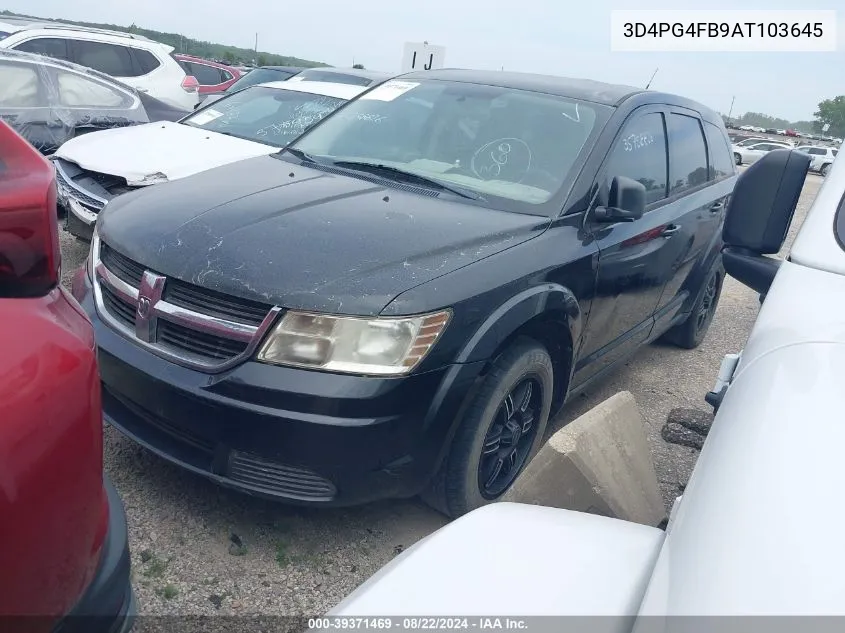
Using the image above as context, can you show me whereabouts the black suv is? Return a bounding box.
[72,69,737,518]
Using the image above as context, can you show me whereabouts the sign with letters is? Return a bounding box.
[401,42,446,72]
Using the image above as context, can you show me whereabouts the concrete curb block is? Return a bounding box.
[502,391,666,527]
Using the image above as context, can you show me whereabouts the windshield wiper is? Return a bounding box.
[280,146,317,163]
[331,161,482,200]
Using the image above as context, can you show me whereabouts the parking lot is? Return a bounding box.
[53,168,824,616]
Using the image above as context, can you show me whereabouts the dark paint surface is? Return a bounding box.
[98,155,551,316]
[89,83,737,506]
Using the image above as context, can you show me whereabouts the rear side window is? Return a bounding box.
[834,149,839,157]
[667,113,708,195]
[132,48,161,75]
[0,61,41,107]
[605,112,668,206]
[704,122,735,180]
[73,40,135,77]
[56,69,133,108]
[809,147,826,155]
[186,62,224,86]
[14,37,70,60]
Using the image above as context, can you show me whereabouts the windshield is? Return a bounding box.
[182,86,346,147]
[289,79,604,213]
[224,68,296,93]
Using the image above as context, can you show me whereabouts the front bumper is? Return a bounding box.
[74,269,483,506]
[63,199,96,241]
[54,475,135,633]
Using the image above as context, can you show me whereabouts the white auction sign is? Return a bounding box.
[401,42,446,72]
[823,123,831,132]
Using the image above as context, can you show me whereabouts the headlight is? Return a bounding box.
[256,309,451,375]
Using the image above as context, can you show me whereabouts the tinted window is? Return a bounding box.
[704,122,735,180]
[133,48,161,75]
[667,113,708,194]
[56,69,134,108]
[187,62,224,86]
[834,149,839,157]
[808,147,826,155]
[604,112,668,205]
[74,41,134,77]
[221,69,233,82]
[15,37,69,60]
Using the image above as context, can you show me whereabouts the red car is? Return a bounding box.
[173,54,243,94]
[0,121,134,632]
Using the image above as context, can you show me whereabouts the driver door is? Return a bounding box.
[572,105,679,386]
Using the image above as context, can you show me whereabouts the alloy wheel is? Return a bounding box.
[477,376,543,499]
[695,271,719,335]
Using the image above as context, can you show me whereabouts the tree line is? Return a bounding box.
[724,96,845,138]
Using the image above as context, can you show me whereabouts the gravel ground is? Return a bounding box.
[57,171,823,617]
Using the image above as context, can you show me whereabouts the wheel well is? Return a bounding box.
[482,312,574,415]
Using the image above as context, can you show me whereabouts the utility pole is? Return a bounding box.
[254,32,258,55]
[727,95,736,124]
[645,67,658,90]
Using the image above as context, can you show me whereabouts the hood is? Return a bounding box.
[53,121,276,186]
[98,155,550,316]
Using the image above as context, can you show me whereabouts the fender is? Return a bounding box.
[417,284,584,482]
[675,209,727,318]
[454,283,583,364]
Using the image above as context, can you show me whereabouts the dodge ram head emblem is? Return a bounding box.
[135,271,166,343]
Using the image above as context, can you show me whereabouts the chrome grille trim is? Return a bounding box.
[54,160,107,210]
[92,234,281,372]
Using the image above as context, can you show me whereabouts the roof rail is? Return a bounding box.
[33,23,154,41]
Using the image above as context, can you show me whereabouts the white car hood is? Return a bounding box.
[53,121,277,186]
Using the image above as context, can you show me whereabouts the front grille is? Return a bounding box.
[101,244,145,287]
[100,284,136,328]
[96,240,273,369]
[163,279,271,327]
[55,166,106,210]
[158,320,248,361]
[229,451,337,501]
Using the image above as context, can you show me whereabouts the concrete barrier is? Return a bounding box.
[502,391,666,527]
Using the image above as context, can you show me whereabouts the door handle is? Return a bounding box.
[709,201,725,213]
[661,224,680,237]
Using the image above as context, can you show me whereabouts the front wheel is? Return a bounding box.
[734,153,742,165]
[424,338,554,518]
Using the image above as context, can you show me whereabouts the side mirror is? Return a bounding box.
[594,176,646,223]
[722,148,810,295]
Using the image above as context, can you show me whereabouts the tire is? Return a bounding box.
[734,153,742,165]
[821,163,830,177]
[423,338,554,518]
[660,261,724,349]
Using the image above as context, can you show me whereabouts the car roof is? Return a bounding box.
[0,47,141,90]
[256,80,367,100]
[0,16,154,42]
[396,68,643,106]
[297,67,393,81]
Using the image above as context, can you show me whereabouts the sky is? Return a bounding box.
[5,0,843,121]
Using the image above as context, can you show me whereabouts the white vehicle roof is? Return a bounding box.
[256,80,367,100]
[0,19,170,52]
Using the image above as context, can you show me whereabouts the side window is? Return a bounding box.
[73,40,135,77]
[131,48,161,75]
[704,123,735,180]
[221,69,234,82]
[667,113,708,195]
[0,61,41,107]
[605,112,668,205]
[809,148,826,155]
[56,70,133,108]
[190,62,225,86]
[833,149,839,157]
[14,37,70,60]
